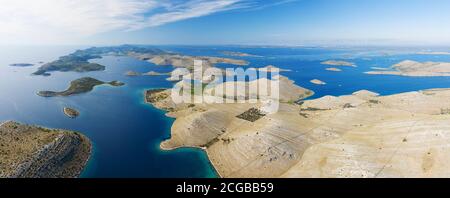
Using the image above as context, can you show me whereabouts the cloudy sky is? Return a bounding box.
[1,0,449,45]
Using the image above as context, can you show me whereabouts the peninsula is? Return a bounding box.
[0,121,91,178]
[146,77,450,177]
[37,77,124,97]
[365,60,450,76]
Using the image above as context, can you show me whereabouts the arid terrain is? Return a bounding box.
[0,121,91,178]
[146,72,450,178]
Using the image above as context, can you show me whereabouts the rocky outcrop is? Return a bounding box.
[0,121,91,178]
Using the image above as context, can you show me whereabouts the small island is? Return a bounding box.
[370,67,391,70]
[221,51,261,57]
[9,63,34,67]
[0,121,91,178]
[125,71,141,76]
[37,77,124,97]
[321,60,356,67]
[124,70,170,76]
[143,71,170,76]
[325,67,342,72]
[310,79,326,85]
[63,107,80,118]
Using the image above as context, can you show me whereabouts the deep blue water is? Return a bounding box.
[1,45,450,177]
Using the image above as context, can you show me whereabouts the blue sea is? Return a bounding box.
[1,45,450,178]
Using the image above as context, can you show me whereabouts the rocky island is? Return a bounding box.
[325,67,342,72]
[125,71,141,76]
[144,71,170,76]
[310,79,327,85]
[0,121,91,178]
[63,107,80,118]
[37,77,124,97]
[366,60,450,76]
[125,70,170,76]
[321,60,356,67]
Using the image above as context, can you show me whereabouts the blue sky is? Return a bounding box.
[1,0,450,45]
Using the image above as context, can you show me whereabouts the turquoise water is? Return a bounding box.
[1,45,450,177]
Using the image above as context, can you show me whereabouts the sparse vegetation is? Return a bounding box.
[0,121,91,178]
[441,108,450,115]
[236,108,266,122]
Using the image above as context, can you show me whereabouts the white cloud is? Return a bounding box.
[0,0,295,44]
[0,0,245,44]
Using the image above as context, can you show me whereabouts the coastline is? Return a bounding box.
[142,76,315,178]
[159,142,222,178]
[142,89,220,178]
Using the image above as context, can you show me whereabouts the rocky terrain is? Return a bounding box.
[146,70,450,177]
[0,121,91,178]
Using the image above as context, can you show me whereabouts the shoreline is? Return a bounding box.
[143,89,221,178]
[159,142,222,178]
